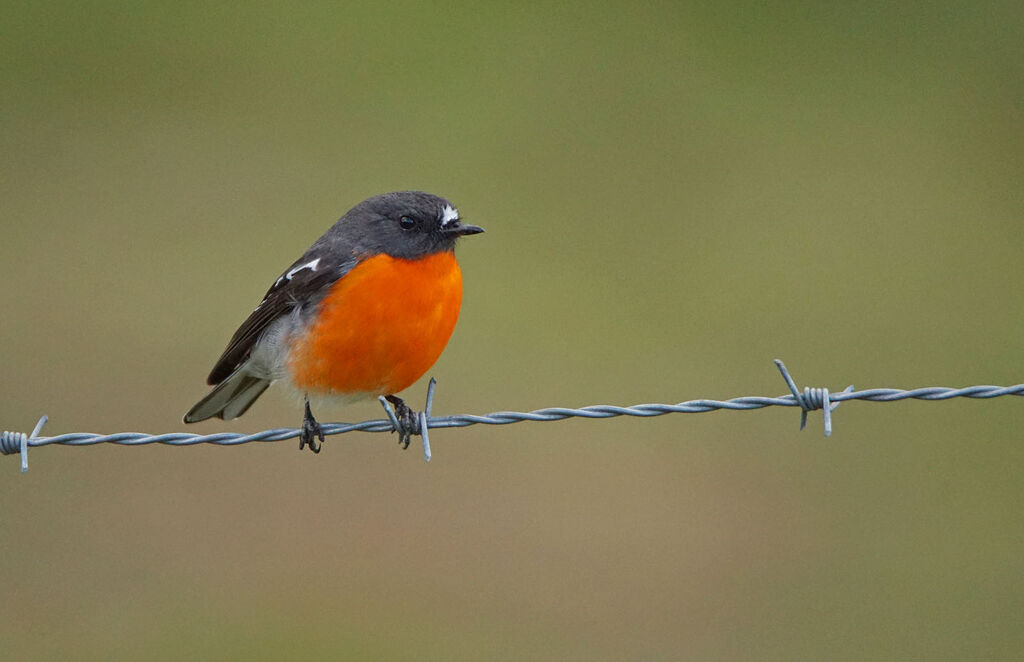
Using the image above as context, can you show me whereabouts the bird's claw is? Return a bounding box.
[385,395,419,450]
[300,400,324,454]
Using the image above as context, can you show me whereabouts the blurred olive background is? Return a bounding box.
[2,1,1023,660]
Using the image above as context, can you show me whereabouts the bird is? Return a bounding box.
[183,191,483,453]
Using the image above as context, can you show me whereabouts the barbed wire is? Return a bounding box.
[3,360,1023,473]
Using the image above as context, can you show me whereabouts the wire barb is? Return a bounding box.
[0,430,25,456]
[422,378,436,462]
[773,360,855,436]
[5,361,1024,472]
[1,415,47,473]
[377,377,436,462]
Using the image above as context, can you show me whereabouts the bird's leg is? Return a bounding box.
[300,397,324,454]
[384,394,418,450]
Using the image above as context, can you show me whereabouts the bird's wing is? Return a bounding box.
[206,245,358,385]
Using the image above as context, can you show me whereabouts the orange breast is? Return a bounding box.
[288,251,463,397]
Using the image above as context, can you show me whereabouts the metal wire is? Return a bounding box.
[1,415,47,473]
[3,360,1023,472]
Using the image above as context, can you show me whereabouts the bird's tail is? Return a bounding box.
[183,368,271,423]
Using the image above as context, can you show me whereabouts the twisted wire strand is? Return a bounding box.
[8,382,1024,451]
[5,360,1024,475]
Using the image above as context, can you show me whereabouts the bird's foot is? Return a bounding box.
[300,400,324,454]
[384,394,419,450]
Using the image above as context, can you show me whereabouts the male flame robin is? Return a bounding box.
[183,191,483,453]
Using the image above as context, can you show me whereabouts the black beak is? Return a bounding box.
[442,221,484,236]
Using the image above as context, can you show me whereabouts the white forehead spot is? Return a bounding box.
[440,204,460,227]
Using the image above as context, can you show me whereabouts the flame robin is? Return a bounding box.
[183,191,483,453]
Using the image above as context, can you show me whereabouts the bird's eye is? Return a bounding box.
[399,216,417,230]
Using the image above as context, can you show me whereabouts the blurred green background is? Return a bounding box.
[2,1,1023,660]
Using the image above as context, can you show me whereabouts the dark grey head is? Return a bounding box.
[333,191,483,259]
